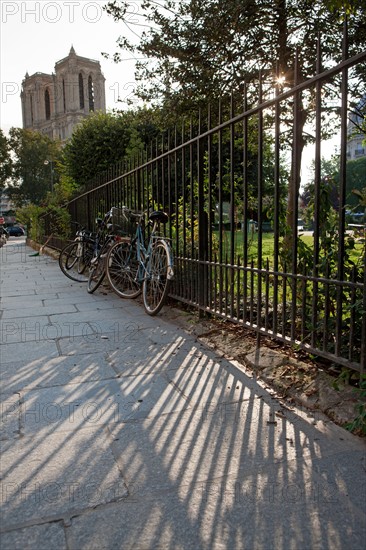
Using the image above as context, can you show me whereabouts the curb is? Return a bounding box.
[26,238,60,260]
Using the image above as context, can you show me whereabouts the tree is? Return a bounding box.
[0,129,12,192]
[104,0,365,110]
[345,157,366,209]
[301,154,366,225]
[7,128,62,207]
[323,0,366,13]
[301,154,341,212]
[103,0,366,235]
[62,109,161,187]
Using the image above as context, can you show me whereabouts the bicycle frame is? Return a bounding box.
[87,208,126,294]
[105,208,174,313]
[134,222,149,282]
[132,218,173,283]
[91,212,115,260]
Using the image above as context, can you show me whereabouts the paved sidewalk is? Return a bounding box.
[1,238,365,550]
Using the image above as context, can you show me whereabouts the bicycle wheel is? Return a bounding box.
[142,240,172,315]
[59,242,89,283]
[77,241,94,274]
[106,241,141,298]
[87,256,105,293]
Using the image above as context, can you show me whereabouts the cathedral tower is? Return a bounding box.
[21,46,106,141]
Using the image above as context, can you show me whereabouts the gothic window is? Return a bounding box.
[79,73,84,109]
[45,89,51,120]
[63,79,66,112]
[88,76,95,111]
[30,94,34,125]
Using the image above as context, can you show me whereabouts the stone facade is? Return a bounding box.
[347,96,366,160]
[21,46,106,141]
[0,193,16,224]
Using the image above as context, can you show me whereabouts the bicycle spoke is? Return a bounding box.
[106,241,141,298]
[143,241,171,315]
[59,242,89,283]
[87,257,105,293]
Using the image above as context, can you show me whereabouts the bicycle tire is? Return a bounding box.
[106,241,141,298]
[77,241,94,274]
[87,257,105,293]
[59,242,89,283]
[142,240,172,315]
[77,255,87,274]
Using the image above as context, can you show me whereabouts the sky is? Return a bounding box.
[0,0,142,134]
[0,0,339,182]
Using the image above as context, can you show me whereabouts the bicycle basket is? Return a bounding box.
[110,207,135,237]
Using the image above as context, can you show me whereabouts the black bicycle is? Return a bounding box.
[58,224,96,282]
[87,207,129,294]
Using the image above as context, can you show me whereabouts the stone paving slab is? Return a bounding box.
[0,296,48,309]
[1,267,57,282]
[74,297,146,313]
[57,331,139,356]
[0,316,97,344]
[0,522,67,550]
[0,393,21,440]
[51,315,168,351]
[107,405,285,497]
[43,295,115,308]
[0,353,117,394]
[34,281,87,291]
[1,316,50,344]
[308,449,366,512]
[0,339,59,365]
[65,450,365,550]
[0,243,28,262]
[165,357,257,404]
[107,336,202,376]
[0,288,37,297]
[107,396,365,499]
[1,288,38,298]
[0,428,128,529]
[51,314,143,344]
[1,292,97,309]
[21,373,190,434]
[1,282,41,295]
[1,303,79,320]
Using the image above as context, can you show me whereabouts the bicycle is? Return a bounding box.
[106,208,174,315]
[87,207,128,294]
[58,224,96,283]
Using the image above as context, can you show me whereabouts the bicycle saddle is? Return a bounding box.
[149,211,169,224]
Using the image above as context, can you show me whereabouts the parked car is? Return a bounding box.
[6,226,25,236]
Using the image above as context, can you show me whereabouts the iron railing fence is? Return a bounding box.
[41,29,366,374]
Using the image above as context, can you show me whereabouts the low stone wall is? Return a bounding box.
[26,238,60,260]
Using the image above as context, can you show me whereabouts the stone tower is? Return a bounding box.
[21,46,106,141]
[347,95,366,160]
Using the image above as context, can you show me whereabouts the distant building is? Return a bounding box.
[0,193,16,224]
[21,46,106,141]
[347,96,366,160]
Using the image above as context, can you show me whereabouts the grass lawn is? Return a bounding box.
[215,230,364,266]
